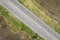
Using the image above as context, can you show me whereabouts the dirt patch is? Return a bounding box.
[36,0,60,17]
[0,15,32,40]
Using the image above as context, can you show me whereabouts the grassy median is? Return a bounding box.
[0,4,44,40]
[18,0,60,34]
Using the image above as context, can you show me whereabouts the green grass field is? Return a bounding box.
[0,4,44,40]
[18,0,60,34]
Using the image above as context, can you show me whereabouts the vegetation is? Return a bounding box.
[0,4,44,40]
[18,0,60,34]
[0,15,32,40]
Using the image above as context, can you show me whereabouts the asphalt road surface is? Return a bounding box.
[0,0,60,40]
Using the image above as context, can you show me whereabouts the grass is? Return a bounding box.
[18,0,60,34]
[0,4,44,40]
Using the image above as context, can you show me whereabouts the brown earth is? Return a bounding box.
[0,15,32,40]
[36,0,60,17]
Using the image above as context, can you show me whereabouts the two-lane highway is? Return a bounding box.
[0,0,60,40]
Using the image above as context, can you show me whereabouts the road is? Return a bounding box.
[10,0,60,39]
[0,0,60,40]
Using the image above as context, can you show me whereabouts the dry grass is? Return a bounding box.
[0,15,32,40]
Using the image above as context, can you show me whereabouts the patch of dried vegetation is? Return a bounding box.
[0,15,32,40]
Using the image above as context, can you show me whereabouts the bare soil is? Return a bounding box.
[36,0,60,17]
[0,15,32,40]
